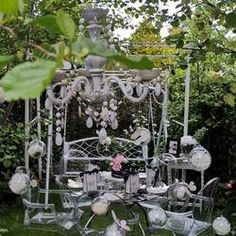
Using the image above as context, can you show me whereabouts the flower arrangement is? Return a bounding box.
[111,154,129,178]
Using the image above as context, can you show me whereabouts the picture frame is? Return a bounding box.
[166,138,180,157]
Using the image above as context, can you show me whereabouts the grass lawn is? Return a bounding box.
[0,194,217,236]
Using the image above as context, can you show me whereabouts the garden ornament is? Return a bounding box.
[189,147,212,171]
[91,196,110,215]
[27,139,46,159]
[9,172,29,194]
[104,210,130,236]
[212,216,231,235]
[131,127,151,145]
[148,207,167,227]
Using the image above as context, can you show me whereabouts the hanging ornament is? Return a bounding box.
[56,132,63,146]
[154,83,161,97]
[56,119,61,126]
[111,119,118,130]
[86,116,93,128]
[212,216,231,235]
[55,108,65,146]
[27,139,46,159]
[78,105,82,118]
[190,147,211,171]
[99,127,107,144]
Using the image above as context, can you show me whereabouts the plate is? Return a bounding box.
[147,186,169,194]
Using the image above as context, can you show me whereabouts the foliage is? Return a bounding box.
[129,20,176,68]
[0,115,25,182]
[0,59,59,100]
[0,0,154,101]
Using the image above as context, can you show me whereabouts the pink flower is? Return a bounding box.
[112,154,126,171]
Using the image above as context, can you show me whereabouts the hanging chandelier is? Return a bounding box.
[46,6,163,145]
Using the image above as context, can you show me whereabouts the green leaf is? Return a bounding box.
[223,94,235,107]
[0,60,58,101]
[32,15,61,35]
[226,12,236,28]
[0,55,14,70]
[72,37,154,69]
[3,159,11,168]
[56,11,76,41]
[171,19,180,27]
[0,0,24,16]
[176,39,184,48]
[230,83,236,94]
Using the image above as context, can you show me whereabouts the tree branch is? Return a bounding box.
[0,24,16,38]
[28,42,57,59]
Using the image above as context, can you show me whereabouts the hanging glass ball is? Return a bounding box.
[56,119,61,126]
[27,140,46,159]
[56,112,61,118]
[56,127,62,132]
[212,216,231,235]
[9,173,29,194]
[148,207,167,226]
[190,147,211,171]
[91,197,110,215]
